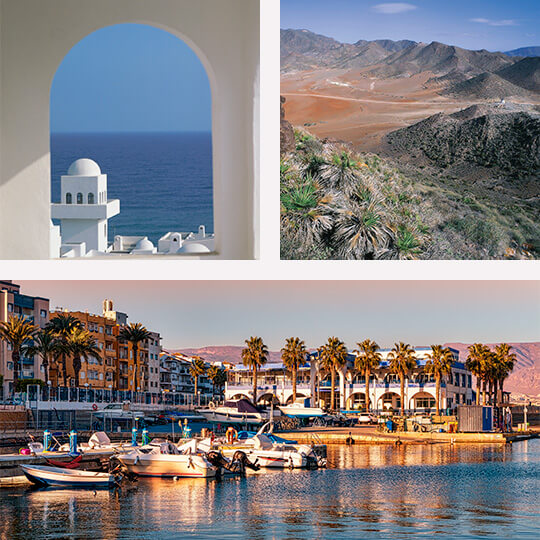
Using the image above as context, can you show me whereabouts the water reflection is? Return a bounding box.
[0,440,538,539]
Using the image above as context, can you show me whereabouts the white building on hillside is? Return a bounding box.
[50,159,120,257]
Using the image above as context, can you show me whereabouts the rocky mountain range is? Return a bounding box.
[281,29,540,99]
[505,46,540,58]
[173,342,540,396]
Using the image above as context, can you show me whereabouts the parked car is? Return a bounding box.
[357,413,376,425]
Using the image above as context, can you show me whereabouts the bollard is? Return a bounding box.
[69,430,78,454]
[142,428,149,446]
[132,427,138,446]
[43,429,51,451]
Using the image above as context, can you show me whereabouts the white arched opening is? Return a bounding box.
[50,23,214,257]
[0,0,259,260]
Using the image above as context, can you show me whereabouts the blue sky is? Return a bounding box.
[18,281,540,350]
[281,0,539,51]
[51,24,211,133]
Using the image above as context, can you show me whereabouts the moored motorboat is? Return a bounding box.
[278,401,325,418]
[21,464,116,488]
[116,440,217,478]
[197,399,271,426]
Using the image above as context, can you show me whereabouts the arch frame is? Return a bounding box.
[0,0,259,260]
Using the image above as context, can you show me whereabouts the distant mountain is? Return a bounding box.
[385,104,540,176]
[281,29,519,78]
[171,346,282,365]
[504,46,540,58]
[444,72,535,99]
[280,29,417,72]
[367,41,516,78]
[496,57,540,93]
[174,343,540,396]
[446,343,540,397]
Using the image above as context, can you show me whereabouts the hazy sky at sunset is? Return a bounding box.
[15,281,540,351]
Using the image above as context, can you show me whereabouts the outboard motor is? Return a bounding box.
[232,450,260,472]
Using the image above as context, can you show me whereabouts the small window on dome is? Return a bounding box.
[66,193,72,204]
[88,193,95,204]
[77,192,83,204]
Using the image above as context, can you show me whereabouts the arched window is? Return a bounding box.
[88,192,95,204]
[66,192,72,204]
[77,192,83,204]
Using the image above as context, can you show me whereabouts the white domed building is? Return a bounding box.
[50,158,120,256]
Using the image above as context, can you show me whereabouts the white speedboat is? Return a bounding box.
[94,403,145,421]
[198,399,271,426]
[279,401,325,418]
[218,433,319,469]
[21,464,116,488]
[116,440,217,478]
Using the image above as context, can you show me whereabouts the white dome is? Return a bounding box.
[67,158,101,176]
[179,242,211,254]
[135,237,155,251]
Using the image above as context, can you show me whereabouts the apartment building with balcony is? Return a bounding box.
[159,352,213,399]
[0,281,50,397]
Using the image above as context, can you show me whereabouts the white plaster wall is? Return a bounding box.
[0,0,259,259]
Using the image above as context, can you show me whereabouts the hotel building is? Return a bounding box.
[225,346,474,413]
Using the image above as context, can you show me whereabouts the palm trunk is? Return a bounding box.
[74,358,80,388]
[43,356,49,384]
[62,352,67,387]
[365,368,370,412]
[12,349,20,395]
[400,374,405,415]
[133,344,139,392]
[252,365,258,403]
[292,365,297,402]
[435,374,441,415]
[476,377,481,405]
[482,379,487,405]
[194,376,198,406]
[330,368,336,411]
[491,380,497,407]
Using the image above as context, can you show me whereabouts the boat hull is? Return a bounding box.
[198,410,265,426]
[117,453,216,478]
[21,465,115,488]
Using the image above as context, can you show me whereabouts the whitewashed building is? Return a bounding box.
[225,346,474,413]
[50,158,120,257]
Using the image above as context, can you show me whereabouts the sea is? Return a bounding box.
[51,132,213,246]
[1,439,538,539]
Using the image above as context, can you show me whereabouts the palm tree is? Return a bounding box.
[466,343,490,405]
[0,315,38,395]
[353,339,382,412]
[241,336,268,403]
[118,323,151,392]
[281,337,308,403]
[67,328,101,388]
[189,357,207,405]
[46,313,82,387]
[387,342,417,415]
[494,343,516,405]
[319,337,348,411]
[207,365,227,397]
[24,329,60,384]
[424,345,454,415]
[333,200,394,260]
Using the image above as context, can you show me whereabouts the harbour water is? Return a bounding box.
[51,132,213,245]
[1,439,538,539]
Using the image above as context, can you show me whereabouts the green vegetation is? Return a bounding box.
[281,129,538,259]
